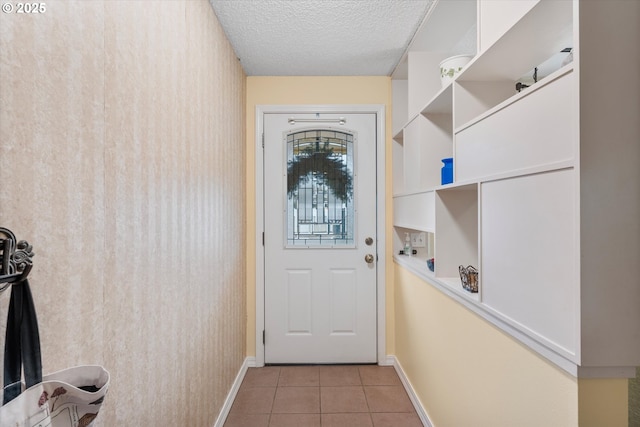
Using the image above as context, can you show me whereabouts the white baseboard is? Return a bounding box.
[387,355,434,427]
[213,357,255,427]
[379,355,396,366]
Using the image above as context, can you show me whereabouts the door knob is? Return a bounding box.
[364,254,374,264]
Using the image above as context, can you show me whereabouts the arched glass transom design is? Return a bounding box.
[285,129,355,247]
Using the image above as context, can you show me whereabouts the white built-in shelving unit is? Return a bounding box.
[391,0,640,377]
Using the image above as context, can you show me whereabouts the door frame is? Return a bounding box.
[254,104,386,367]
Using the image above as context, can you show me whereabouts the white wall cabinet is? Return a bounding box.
[392,0,640,377]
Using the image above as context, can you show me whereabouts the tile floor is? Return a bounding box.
[224,365,423,427]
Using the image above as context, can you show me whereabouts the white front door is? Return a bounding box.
[263,112,378,364]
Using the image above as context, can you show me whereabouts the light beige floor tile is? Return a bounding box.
[321,386,369,413]
[321,413,374,427]
[364,386,415,413]
[320,365,362,386]
[242,367,281,387]
[223,413,270,427]
[272,386,320,413]
[371,412,423,427]
[278,365,320,386]
[358,366,401,386]
[230,386,276,414]
[268,413,321,427]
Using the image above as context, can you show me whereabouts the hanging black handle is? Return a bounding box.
[3,278,42,405]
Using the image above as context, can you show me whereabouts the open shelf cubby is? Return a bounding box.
[434,183,478,290]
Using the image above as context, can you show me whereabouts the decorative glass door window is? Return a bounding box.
[285,129,355,247]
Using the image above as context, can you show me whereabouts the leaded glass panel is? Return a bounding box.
[285,129,355,247]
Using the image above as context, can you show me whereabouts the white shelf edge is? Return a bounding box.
[434,181,477,192]
[393,161,575,199]
[393,189,436,198]
[454,64,574,134]
[466,161,576,187]
[420,82,453,115]
[396,112,422,137]
[394,259,583,377]
[435,276,480,303]
[392,128,404,143]
[393,224,434,234]
[394,256,480,303]
[393,254,437,281]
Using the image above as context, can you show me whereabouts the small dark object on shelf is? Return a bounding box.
[399,249,418,256]
[426,258,434,272]
[515,67,538,93]
[459,265,478,293]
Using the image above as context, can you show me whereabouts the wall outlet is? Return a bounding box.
[410,232,426,248]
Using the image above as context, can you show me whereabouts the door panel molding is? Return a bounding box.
[255,104,386,366]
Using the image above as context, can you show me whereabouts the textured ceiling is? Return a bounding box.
[209,0,435,76]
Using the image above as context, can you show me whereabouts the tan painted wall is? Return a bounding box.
[578,378,628,427]
[630,367,640,427]
[0,1,246,425]
[245,76,394,357]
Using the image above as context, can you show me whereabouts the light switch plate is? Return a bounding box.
[410,232,426,248]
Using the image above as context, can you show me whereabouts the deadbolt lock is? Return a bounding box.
[365,237,374,246]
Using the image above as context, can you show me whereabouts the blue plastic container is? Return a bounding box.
[441,157,453,185]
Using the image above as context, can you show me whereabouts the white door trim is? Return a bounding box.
[255,104,386,366]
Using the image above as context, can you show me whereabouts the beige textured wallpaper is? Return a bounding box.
[0,1,246,425]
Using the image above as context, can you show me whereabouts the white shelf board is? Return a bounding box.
[457,0,572,82]
[454,64,574,134]
[436,276,480,303]
[457,162,576,193]
[393,161,575,199]
[392,188,436,198]
[393,254,436,279]
[393,224,435,234]
[393,128,404,143]
[394,256,479,303]
[395,112,422,140]
[420,83,453,115]
[435,181,477,193]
